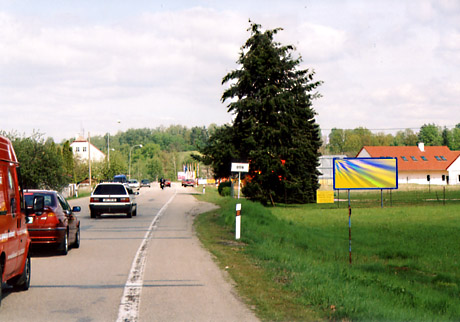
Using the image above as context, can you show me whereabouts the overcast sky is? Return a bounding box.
[1,0,459,142]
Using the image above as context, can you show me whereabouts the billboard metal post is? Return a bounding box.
[333,158,398,265]
[381,189,383,208]
[348,190,352,265]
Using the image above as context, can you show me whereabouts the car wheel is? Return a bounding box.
[90,210,97,219]
[12,253,31,291]
[133,208,137,216]
[127,210,132,218]
[59,232,69,255]
[73,226,80,249]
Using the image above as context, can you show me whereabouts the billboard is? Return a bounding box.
[333,158,398,190]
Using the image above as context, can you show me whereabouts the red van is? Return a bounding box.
[0,136,31,305]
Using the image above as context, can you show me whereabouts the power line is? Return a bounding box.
[320,124,459,132]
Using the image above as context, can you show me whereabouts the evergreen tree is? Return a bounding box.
[221,22,323,204]
[197,125,237,179]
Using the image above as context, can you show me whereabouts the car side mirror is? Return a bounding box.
[72,206,81,213]
[33,195,45,214]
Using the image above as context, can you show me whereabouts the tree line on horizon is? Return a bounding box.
[324,123,460,156]
[1,125,211,191]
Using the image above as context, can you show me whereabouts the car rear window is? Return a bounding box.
[93,184,127,195]
[24,193,56,207]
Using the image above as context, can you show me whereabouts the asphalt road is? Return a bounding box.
[0,183,258,322]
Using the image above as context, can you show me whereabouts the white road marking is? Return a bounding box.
[117,191,177,322]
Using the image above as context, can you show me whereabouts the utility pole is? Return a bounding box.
[88,132,92,187]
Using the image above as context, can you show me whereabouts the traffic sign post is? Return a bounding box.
[231,162,249,240]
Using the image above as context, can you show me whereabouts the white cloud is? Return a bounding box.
[1,1,460,142]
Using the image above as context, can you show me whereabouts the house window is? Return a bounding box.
[440,156,447,161]
[75,147,80,152]
[83,147,87,152]
[435,156,441,161]
[401,156,408,161]
[442,175,446,181]
[410,156,417,161]
[421,156,428,161]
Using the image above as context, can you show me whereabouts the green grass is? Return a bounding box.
[67,191,91,200]
[330,185,460,208]
[195,187,460,321]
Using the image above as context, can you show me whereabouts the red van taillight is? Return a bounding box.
[120,197,130,202]
[90,197,98,202]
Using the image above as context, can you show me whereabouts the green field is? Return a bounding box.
[195,187,460,321]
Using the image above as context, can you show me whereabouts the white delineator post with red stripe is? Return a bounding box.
[235,203,241,240]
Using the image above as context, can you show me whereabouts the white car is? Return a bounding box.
[89,183,138,218]
[127,179,140,190]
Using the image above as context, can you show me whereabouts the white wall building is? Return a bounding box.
[70,137,106,162]
[318,155,347,187]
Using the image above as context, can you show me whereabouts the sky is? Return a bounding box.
[1,0,459,143]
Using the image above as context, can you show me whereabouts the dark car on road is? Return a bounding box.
[24,190,81,255]
[182,179,195,187]
[89,183,138,218]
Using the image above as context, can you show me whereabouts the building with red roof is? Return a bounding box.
[357,143,460,185]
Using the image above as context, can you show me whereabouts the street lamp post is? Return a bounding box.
[129,144,142,179]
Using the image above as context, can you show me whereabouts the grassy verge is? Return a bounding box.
[195,189,318,321]
[67,191,91,200]
[195,187,460,321]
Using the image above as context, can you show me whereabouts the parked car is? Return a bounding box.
[0,136,31,304]
[165,179,171,187]
[128,179,140,190]
[24,190,81,255]
[140,179,151,187]
[89,183,138,218]
[182,179,195,187]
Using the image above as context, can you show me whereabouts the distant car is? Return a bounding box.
[24,190,81,255]
[165,179,171,187]
[182,179,195,187]
[113,174,128,183]
[140,179,151,187]
[128,179,140,190]
[89,183,138,218]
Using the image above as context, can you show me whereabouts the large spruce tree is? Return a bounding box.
[221,22,323,204]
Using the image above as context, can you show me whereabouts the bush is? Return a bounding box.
[221,187,231,197]
[218,181,232,196]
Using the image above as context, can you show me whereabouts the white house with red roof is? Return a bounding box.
[70,136,106,162]
[357,143,460,185]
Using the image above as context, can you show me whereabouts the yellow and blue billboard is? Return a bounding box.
[333,158,398,190]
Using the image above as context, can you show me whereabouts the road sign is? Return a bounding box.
[231,163,249,172]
